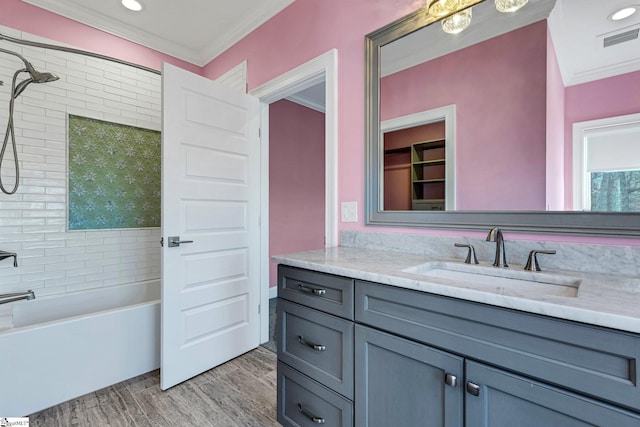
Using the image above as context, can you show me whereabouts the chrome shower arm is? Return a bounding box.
[0,32,161,75]
[0,46,31,69]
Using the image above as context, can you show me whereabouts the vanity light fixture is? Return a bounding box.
[609,6,638,21]
[442,8,473,34]
[495,0,528,13]
[427,0,475,34]
[428,0,465,18]
[121,0,143,12]
[430,0,529,35]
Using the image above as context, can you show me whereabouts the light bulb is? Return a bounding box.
[442,8,472,34]
[610,7,637,21]
[429,0,464,18]
[495,0,528,13]
[122,0,143,12]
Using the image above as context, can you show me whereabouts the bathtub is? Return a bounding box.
[0,280,160,416]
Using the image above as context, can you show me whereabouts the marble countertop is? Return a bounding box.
[273,247,640,334]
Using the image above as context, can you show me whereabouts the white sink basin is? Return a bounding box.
[402,261,581,298]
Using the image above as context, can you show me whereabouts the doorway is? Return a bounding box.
[250,49,339,346]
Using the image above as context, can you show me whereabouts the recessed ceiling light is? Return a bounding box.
[609,6,638,21]
[121,0,143,12]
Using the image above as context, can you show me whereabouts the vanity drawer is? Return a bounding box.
[278,265,354,320]
[278,299,354,398]
[355,281,640,412]
[278,361,353,427]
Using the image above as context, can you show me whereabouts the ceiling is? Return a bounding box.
[22,0,296,67]
[382,0,640,86]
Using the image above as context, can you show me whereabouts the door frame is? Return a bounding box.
[250,49,338,343]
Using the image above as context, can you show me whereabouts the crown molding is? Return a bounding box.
[22,0,202,64]
[198,0,293,65]
[565,58,640,86]
[22,0,295,67]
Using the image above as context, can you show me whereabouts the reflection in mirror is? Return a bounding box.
[382,105,455,211]
[365,0,640,235]
[381,9,548,211]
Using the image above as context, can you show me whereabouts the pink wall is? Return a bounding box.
[2,0,201,74]
[202,0,422,229]
[564,70,640,208]
[269,100,326,287]
[380,21,548,211]
[202,0,640,246]
[545,26,565,210]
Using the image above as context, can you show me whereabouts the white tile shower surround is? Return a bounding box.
[0,24,161,300]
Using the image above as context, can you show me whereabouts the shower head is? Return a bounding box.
[24,61,59,83]
[0,47,59,85]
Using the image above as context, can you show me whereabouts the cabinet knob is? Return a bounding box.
[298,403,326,424]
[466,381,481,397]
[444,373,457,387]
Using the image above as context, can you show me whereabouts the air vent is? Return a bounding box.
[603,28,639,47]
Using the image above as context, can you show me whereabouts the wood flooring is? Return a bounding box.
[29,346,279,427]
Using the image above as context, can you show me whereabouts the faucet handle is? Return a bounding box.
[524,250,556,272]
[454,243,479,264]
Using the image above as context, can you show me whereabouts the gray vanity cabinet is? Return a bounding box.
[277,265,640,426]
[355,325,463,427]
[355,279,640,425]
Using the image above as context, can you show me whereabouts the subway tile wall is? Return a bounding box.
[0,25,161,297]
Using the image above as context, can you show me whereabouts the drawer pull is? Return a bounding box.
[298,335,326,351]
[298,403,326,424]
[298,283,326,296]
[466,381,481,397]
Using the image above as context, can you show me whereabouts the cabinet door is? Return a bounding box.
[465,360,640,427]
[355,325,463,427]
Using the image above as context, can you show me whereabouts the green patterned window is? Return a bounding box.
[68,115,161,230]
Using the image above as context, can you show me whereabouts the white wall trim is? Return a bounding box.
[572,112,640,210]
[269,286,278,299]
[381,105,456,210]
[250,48,338,343]
[215,60,248,93]
[286,93,326,113]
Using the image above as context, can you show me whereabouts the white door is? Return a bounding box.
[161,63,261,390]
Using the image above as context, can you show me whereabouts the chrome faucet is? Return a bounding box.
[0,290,35,305]
[486,227,508,268]
[0,250,17,267]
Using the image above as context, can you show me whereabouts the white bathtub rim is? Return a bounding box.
[1,279,160,334]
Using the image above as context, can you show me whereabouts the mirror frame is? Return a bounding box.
[364,0,640,237]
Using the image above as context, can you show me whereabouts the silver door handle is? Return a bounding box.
[168,236,194,247]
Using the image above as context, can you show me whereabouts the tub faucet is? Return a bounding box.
[0,250,17,267]
[0,290,35,305]
[486,227,508,268]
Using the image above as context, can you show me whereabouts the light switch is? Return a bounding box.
[341,201,358,223]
